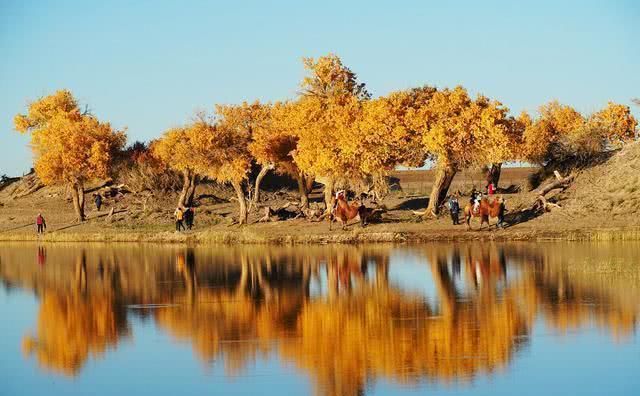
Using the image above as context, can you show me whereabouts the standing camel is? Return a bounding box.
[463,197,502,230]
[330,190,369,230]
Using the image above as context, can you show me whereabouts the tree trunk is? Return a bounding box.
[71,182,86,222]
[253,164,272,204]
[425,165,456,217]
[185,174,198,206]
[77,182,85,215]
[177,170,192,208]
[231,180,248,225]
[487,162,502,188]
[322,177,335,213]
[296,173,313,208]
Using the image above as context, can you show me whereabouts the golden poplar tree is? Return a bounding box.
[215,101,272,204]
[351,87,435,198]
[588,102,637,146]
[153,125,207,208]
[407,86,515,215]
[199,121,253,225]
[521,101,585,165]
[154,118,252,224]
[523,101,637,167]
[14,90,126,221]
[293,54,371,210]
[250,101,312,206]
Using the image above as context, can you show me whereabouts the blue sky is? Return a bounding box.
[1,0,639,176]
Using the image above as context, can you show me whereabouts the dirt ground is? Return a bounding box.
[1,158,639,243]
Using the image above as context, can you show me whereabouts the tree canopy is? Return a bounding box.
[14,89,126,221]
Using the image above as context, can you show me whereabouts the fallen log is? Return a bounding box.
[535,195,562,212]
[537,173,575,196]
[257,202,308,222]
[529,170,574,214]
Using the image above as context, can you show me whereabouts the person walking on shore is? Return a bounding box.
[448,195,460,225]
[94,193,103,212]
[36,213,46,234]
[174,207,185,231]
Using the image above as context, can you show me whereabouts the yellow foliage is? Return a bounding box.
[250,101,300,176]
[154,119,252,185]
[588,102,638,146]
[407,86,514,171]
[13,90,126,186]
[353,88,434,174]
[293,95,364,180]
[522,101,637,164]
[22,291,129,376]
[301,54,370,102]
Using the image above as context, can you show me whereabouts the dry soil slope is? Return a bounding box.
[544,140,640,226]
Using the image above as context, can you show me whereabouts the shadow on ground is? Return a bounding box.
[393,197,428,211]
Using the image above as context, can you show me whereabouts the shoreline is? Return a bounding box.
[2,227,640,244]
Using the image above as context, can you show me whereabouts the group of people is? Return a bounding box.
[33,184,505,234]
[174,206,196,231]
[446,182,506,228]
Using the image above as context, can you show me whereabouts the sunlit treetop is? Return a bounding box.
[522,101,586,164]
[153,119,252,185]
[300,54,370,103]
[587,101,638,146]
[215,100,269,137]
[14,89,80,133]
[405,86,515,170]
[13,89,126,186]
[351,88,436,174]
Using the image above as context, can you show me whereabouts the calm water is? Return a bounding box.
[1,242,639,396]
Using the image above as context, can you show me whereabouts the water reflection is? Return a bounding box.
[0,243,638,396]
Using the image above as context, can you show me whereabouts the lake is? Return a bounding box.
[1,242,639,396]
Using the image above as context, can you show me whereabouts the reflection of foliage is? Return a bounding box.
[283,286,526,396]
[22,292,129,376]
[2,243,638,392]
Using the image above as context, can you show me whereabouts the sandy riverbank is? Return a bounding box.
[3,224,640,245]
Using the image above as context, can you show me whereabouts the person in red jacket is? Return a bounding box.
[36,213,46,234]
[488,182,496,196]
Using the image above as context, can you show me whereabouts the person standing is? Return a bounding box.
[488,182,496,196]
[174,207,185,231]
[184,206,195,230]
[448,195,460,225]
[36,213,46,234]
[497,197,507,228]
[94,193,103,211]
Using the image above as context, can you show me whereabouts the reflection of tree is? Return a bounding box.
[155,250,311,375]
[153,247,527,396]
[0,242,637,391]
[22,251,129,376]
[281,250,526,396]
[517,255,637,341]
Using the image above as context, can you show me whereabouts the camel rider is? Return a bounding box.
[332,190,343,213]
[472,191,482,214]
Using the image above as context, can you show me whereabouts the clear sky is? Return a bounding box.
[1,0,638,176]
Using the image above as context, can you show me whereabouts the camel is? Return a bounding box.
[463,197,502,230]
[330,190,369,230]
